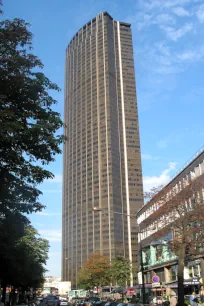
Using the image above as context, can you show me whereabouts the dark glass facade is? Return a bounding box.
[62,12,144,287]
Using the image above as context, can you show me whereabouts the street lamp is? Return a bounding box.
[136,223,146,305]
[136,221,157,305]
[92,207,136,219]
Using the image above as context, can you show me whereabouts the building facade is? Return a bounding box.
[136,149,204,300]
[62,12,143,287]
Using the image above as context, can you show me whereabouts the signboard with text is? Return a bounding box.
[184,277,201,285]
[152,282,161,288]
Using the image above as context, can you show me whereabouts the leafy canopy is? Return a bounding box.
[0,224,49,289]
[78,254,111,289]
[0,16,64,215]
[0,8,62,291]
[109,256,131,286]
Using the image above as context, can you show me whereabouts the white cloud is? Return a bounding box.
[39,230,62,242]
[142,0,195,11]
[177,50,197,61]
[157,139,168,148]
[129,12,175,30]
[161,23,193,41]
[172,7,190,16]
[177,45,204,61]
[196,4,204,23]
[142,154,159,160]
[36,212,61,216]
[46,174,62,184]
[143,162,176,191]
[155,13,176,24]
[137,41,181,75]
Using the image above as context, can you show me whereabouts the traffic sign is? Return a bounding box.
[152,275,160,283]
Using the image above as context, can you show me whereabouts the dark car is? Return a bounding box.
[84,297,101,306]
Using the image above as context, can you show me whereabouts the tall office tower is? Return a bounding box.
[62,12,143,287]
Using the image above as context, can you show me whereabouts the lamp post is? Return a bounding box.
[136,219,157,305]
[137,223,146,305]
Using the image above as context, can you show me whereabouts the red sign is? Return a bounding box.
[152,275,160,283]
[127,288,136,295]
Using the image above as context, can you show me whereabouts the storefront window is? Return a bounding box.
[156,245,163,261]
[143,247,151,266]
[188,261,201,278]
[193,265,200,277]
[147,272,152,284]
[189,266,193,278]
[168,265,178,282]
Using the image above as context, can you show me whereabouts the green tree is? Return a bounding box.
[109,256,131,286]
[78,254,110,289]
[13,225,49,289]
[0,9,63,295]
[0,16,64,216]
[0,224,49,300]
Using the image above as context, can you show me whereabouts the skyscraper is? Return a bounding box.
[62,11,143,287]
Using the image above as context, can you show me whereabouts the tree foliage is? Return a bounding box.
[144,175,204,306]
[78,254,132,289]
[0,16,64,216]
[78,254,111,289]
[109,256,131,286]
[0,224,49,289]
[0,9,63,291]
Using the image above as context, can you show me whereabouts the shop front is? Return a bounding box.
[135,284,153,303]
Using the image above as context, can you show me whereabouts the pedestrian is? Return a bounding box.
[190,292,198,306]
[200,286,204,306]
[170,294,177,306]
[131,294,137,303]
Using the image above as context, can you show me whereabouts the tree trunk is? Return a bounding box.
[177,245,186,306]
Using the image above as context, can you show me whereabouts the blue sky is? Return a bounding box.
[4,0,204,277]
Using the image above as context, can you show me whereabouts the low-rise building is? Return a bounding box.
[136,149,204,300]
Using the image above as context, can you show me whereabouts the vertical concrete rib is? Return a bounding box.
[80,40,83,268]
[71,49,74,284]
[113,22,125,255]
[90,21,95,254]
[102,14,111,260]
[75,45,78,283]
[117,22,133,281]
[85,36,89,259]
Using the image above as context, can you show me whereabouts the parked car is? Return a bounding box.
[59,297,68,306]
